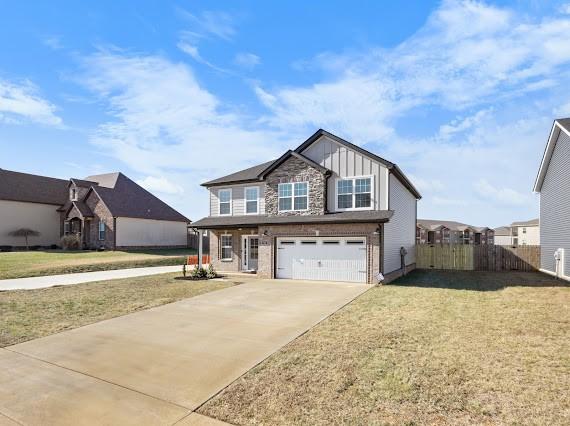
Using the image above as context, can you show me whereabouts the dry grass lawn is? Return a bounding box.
[0,272,235,347]
[200,271,570,425]
[0,248,195,279]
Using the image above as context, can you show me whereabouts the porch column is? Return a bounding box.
[198,229,203,269]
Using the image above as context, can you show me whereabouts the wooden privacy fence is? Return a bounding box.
[187,233,209,252]
[416,244,540,272]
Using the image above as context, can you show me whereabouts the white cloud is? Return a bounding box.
[473,178,529,206]
[177,9,236,41]
[79,51,288,218]
[234,52,260,69]
[137,175,184,195]
[43,35,63,50]
[255,0,570,141]
[0,79,62,126]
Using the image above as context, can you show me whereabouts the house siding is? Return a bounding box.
[209,183,266,217]
[299,135,389,211]
[0,200,61,247]
[384,173,417,274]
[116,218,187,247]
[540,130,570,276]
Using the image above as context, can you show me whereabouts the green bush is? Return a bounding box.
[61,235,81,250]
[206,264,217,279]
[190,265,207,279]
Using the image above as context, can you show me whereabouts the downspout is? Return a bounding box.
[323,171,331,214]
[113,217,117,251]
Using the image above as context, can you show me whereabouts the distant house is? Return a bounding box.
[0,169,190,249]
[416,219,494,245]
[511,219,539,246]
[534,118,570,280]
[493,226,513,246]
[493,219,540,246]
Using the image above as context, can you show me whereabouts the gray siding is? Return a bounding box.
[300,135,389,211]
[540,130,570,275]
[209,184,265,216]
[383,174,417,274]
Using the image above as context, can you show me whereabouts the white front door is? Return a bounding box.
[242,236,259,271]
[276,237,367,283]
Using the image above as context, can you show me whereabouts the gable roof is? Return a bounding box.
[70,178,98,188]
[84,173,190,222]
[200,129,421,199]
[258,150,330,178]
[511,218,539,227]
[417,219,490,232]
[0,168,69,205]
[493,226,511,236]
[534,118,570,192]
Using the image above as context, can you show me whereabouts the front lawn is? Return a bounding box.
[0,248,196,279]
[200,271,570,425]
[0,272,235,347]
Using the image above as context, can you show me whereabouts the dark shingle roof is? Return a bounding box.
[191,210,393,229]
[87,173,190,222]
[200,129,421,199]
[0,168,69,205]
[556,118,570,133]
[70,178,98,187]
[201,160,276,187]
[258,151,330,178]
[417,219,490,232]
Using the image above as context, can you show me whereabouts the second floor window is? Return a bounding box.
[219,189,232,215]
[337,177,372,210]
[245,187,259,214]
[278,182,308,212]
[70,187,77,201]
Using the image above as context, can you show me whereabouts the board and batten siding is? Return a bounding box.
[300,135,389,211]
[0,200,61,246]
[540,130,570,277]
[209,183,266,216]
[115,217,187,247]
[383,174,417,274]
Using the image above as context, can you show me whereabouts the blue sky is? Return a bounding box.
[2,1,570,227]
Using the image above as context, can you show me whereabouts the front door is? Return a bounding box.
[242,236,259,271]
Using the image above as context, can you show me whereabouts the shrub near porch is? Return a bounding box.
[200,271,570,425]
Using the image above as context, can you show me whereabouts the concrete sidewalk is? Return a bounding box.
[0,278,368,425]
[0,265,185,291]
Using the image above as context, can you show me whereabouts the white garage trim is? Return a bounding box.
[276,236,367,283]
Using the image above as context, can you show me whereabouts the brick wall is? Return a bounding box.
[84,192,115,250]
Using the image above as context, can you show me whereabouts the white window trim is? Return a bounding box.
[218,188,232,216]
[98,220,106,240]
[244,186,260,215]
[335,175,375,212]
[70,187,78,201]
[277,182,309,212]
[220,234,233,261]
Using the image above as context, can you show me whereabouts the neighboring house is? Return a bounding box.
[510,219,540,246]
[493,226,513,246]
[0,169,190,249]
[534,118,570,281]
[192,129,421,284]
[416,219,494,245]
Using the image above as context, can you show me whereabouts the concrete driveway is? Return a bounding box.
[0,278,368,425]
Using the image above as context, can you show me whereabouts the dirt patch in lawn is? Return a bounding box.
[200,271,570,425]
[0,272,234,347]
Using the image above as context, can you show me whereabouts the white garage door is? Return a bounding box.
[276,237,367,283]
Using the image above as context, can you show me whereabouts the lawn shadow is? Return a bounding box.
[390,269,568,291]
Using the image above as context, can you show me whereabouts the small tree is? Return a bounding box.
[9,228,40,250]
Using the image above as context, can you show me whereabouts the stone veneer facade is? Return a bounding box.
[264,156,326,216]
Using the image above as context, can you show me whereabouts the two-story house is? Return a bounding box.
[416,219,494,245]
[534,118,570,281]
[192,129,421,284]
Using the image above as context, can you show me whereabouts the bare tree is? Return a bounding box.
[8,228,41,250]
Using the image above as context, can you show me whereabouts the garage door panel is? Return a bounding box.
[276,237,367,283]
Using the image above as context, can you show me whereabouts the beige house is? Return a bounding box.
[0,169,190,250]
[416,219,494,245]
[492,219,540,246]
[192,129,421,284]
